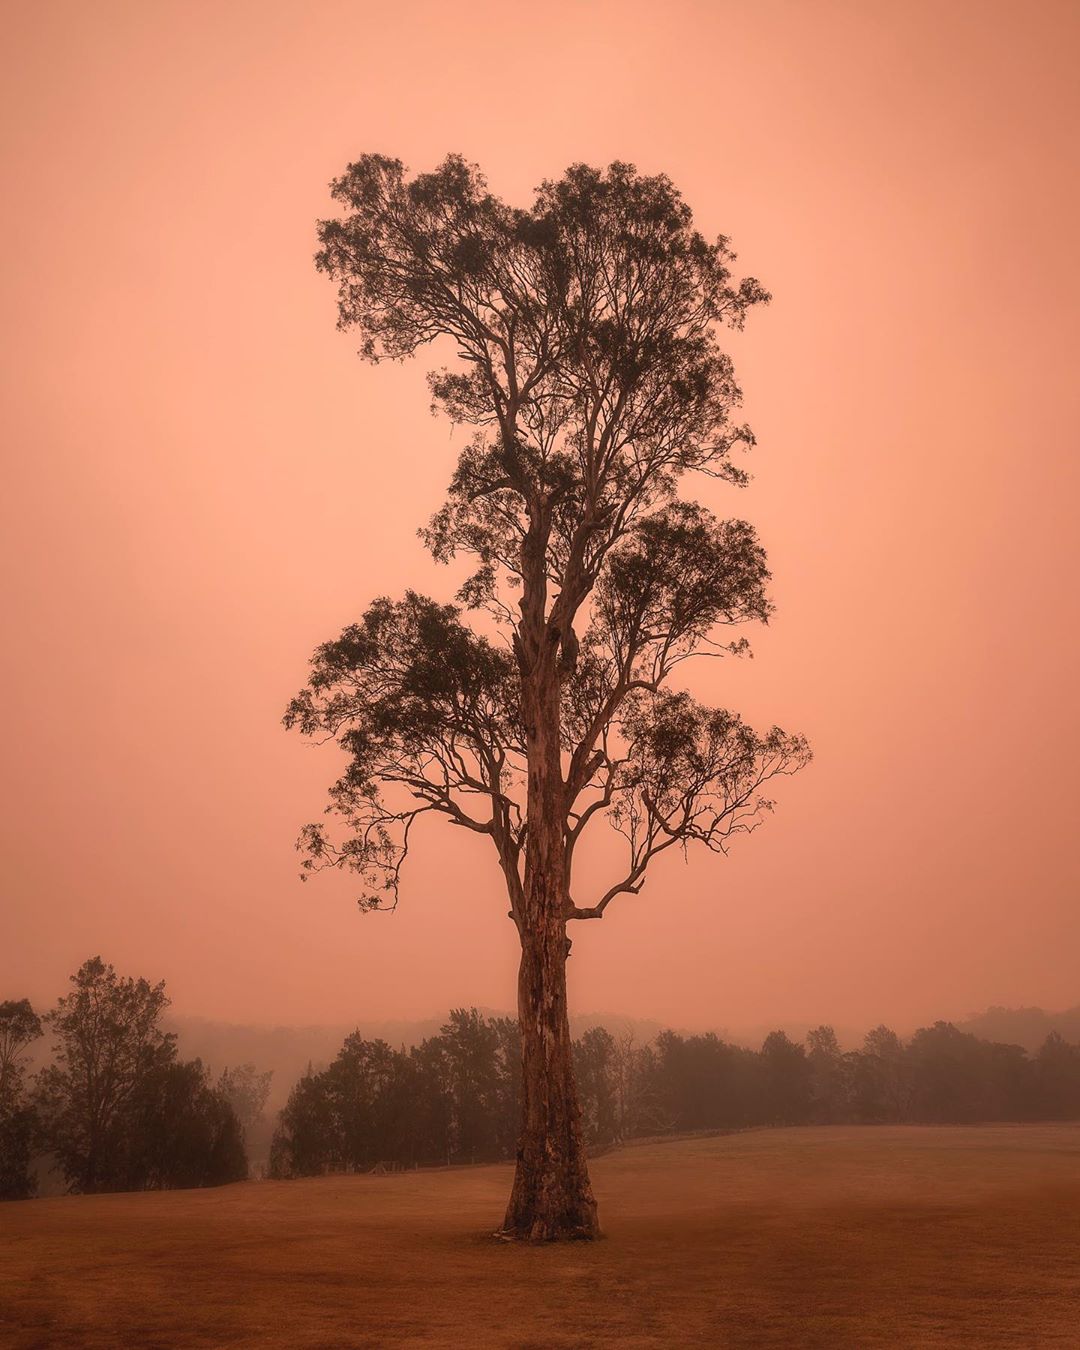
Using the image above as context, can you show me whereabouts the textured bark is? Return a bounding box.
[500,654,599,1241]
[501,913,598,1240]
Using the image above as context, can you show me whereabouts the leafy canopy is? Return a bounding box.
[289,156,809,916]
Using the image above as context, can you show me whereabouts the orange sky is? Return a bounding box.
[3,0,1078,1035]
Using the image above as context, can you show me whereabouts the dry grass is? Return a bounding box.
[2,1125,1079,1348]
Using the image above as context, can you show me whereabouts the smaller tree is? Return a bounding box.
[851,1024,910,1122]
[0,999,44,1200]
[806,1025,847,1123]
[907,1022,995,1123]
[331,1035,400,1166]
[760,1031,811,1125]
[124,1059,248,1189]
[573,1027,619,1148]
[489,1016,523,1160]
[618,1039,669,1137]
[439,1009,503,1163]
[403,1038,455,1167]
[270,1070,341,1178]
[0,999,42,1098]
[35,957,247,1193]
[1034,1033,1080,1120]
[36,958,175,1193]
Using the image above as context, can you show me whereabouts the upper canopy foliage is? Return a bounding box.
[293,156,809,916]
[317,156,767,622]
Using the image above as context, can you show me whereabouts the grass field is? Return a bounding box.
[2,1125,1079,1348]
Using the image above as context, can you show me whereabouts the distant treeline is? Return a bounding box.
[269,1014,1080,1178]
[8,967,1080,1200]
[1,959,271,1201]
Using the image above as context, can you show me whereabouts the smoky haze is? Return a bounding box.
[3,0,1078,1034]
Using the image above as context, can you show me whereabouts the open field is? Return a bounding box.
[3,1125,1079,1349]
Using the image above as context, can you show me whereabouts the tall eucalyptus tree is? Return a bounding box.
[287,156,809,1238]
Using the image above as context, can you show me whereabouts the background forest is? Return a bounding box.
[5,959,1080,1198]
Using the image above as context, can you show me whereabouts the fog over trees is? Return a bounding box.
[267,1012,1080,1180]
[6,961,1080,1202]
[1,960,259,1200]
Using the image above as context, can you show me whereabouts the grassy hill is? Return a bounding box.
[3,1125,1079,1348]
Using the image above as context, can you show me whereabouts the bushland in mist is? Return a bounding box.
[268,1011,1080,1179]
[1,959,269,1200]
[8,971,1080,1201]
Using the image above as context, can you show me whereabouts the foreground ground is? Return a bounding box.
[2,1125,1079,1348]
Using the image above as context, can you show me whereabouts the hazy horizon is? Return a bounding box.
[14,962,1079,1049]
[4,0,1079,1034]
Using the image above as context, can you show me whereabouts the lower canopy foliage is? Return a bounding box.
[285,569,808,920]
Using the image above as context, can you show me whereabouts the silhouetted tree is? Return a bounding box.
[0,999,42,1098]
[760,1031,811,1125]
[329,1035,401,1166]
[270,1029,454,1176]
[35,958,175,1193]
[651,1030,762,1131]
[288,154,810,1239]
[270,1069,341,1177]
[905,1022,1032,1123]
[402,1038,455,1166]
[850,1025,910,1122]
[0,999,43,1200]
[34,958,246,1193]
[611,1031,667,1138]
[489,1016,523,1160]
[806,1025,847,1123]
[1034,1033,1080,1119]
[121,1058,248,1189]
[573,1027,619,1147]
[439,1009,503,1162]
[610,1031,637,1141]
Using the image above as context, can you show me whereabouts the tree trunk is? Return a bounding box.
[500,655,599,1241]
[501,905,599,1239]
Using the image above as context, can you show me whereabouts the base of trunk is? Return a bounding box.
[499,1151,600,1241]
[495,1222,600,1242]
